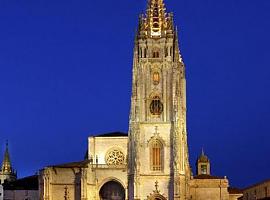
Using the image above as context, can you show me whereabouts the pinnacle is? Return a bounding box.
[201,147,205,156]
[139,0,174,37]
[1,140,12,173]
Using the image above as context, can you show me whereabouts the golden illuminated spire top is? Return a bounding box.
[147,0,166,35]
[139,0,174,37]
[1,141,12,173]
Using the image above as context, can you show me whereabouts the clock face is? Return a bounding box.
[150,96,163,115]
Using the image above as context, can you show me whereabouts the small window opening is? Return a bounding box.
[201,165,207,174]
[153,51,159,58]
[144,48,147,58]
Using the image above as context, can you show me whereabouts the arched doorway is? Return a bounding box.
[99,180,125,200]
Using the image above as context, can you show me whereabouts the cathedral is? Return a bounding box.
[39,0,243,200]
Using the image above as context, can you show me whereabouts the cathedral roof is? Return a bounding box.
[48,160,89,168]
[193,174,224,180]
[3,175,38,190]
[228,187,243,194]
[95,132,128,137]
[242,178,270,190]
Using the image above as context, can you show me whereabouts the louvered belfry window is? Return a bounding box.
[151,140,162,171]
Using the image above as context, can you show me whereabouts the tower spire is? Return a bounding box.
[147,0,166,34]
[201,147,205,156]
[2,140,12,173]
[139,0,174,37]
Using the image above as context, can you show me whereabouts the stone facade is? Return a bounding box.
[40,133,128,200]
[127,1,189,199]
[242,179,270,200]
[39,0,242,200]
[189,176,230,200]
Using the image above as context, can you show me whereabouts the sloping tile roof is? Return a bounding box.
[48,160,89,168]
[193,174,224,179]
[228,187,243,194]
[95,132,128,137]
[243,179,270,190]
[3,175,38,190]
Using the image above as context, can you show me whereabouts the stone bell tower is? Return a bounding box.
[128,0,191,199]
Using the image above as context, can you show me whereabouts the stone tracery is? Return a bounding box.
[106,149,125,166]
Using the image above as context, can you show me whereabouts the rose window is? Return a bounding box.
[106,149,125,165]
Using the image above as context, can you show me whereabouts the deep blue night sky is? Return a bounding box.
[0,0,270,188]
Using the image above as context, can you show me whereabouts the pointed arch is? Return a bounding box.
[148,193,167,200]
[99,178,126,200]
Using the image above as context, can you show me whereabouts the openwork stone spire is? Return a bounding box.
[2,141,12,173]
[139,0,174,37]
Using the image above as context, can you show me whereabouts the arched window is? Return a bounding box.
[201,165,207,175]
[150,140,163,171]
[165,47,168,57]
[144,48,147,58]
[150,96,163,115]
[153,51,159,58]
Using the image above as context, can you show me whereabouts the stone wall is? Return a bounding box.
[0,185,3,200]
[189,177,230,200]
[242,180,270,200]
[4,190,38,200]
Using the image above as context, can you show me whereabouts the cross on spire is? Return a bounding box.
[201,147,205,156]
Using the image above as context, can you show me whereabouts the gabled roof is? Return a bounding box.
[94,132,128,137]
[228,187,243,194]
[3,175,38,190]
